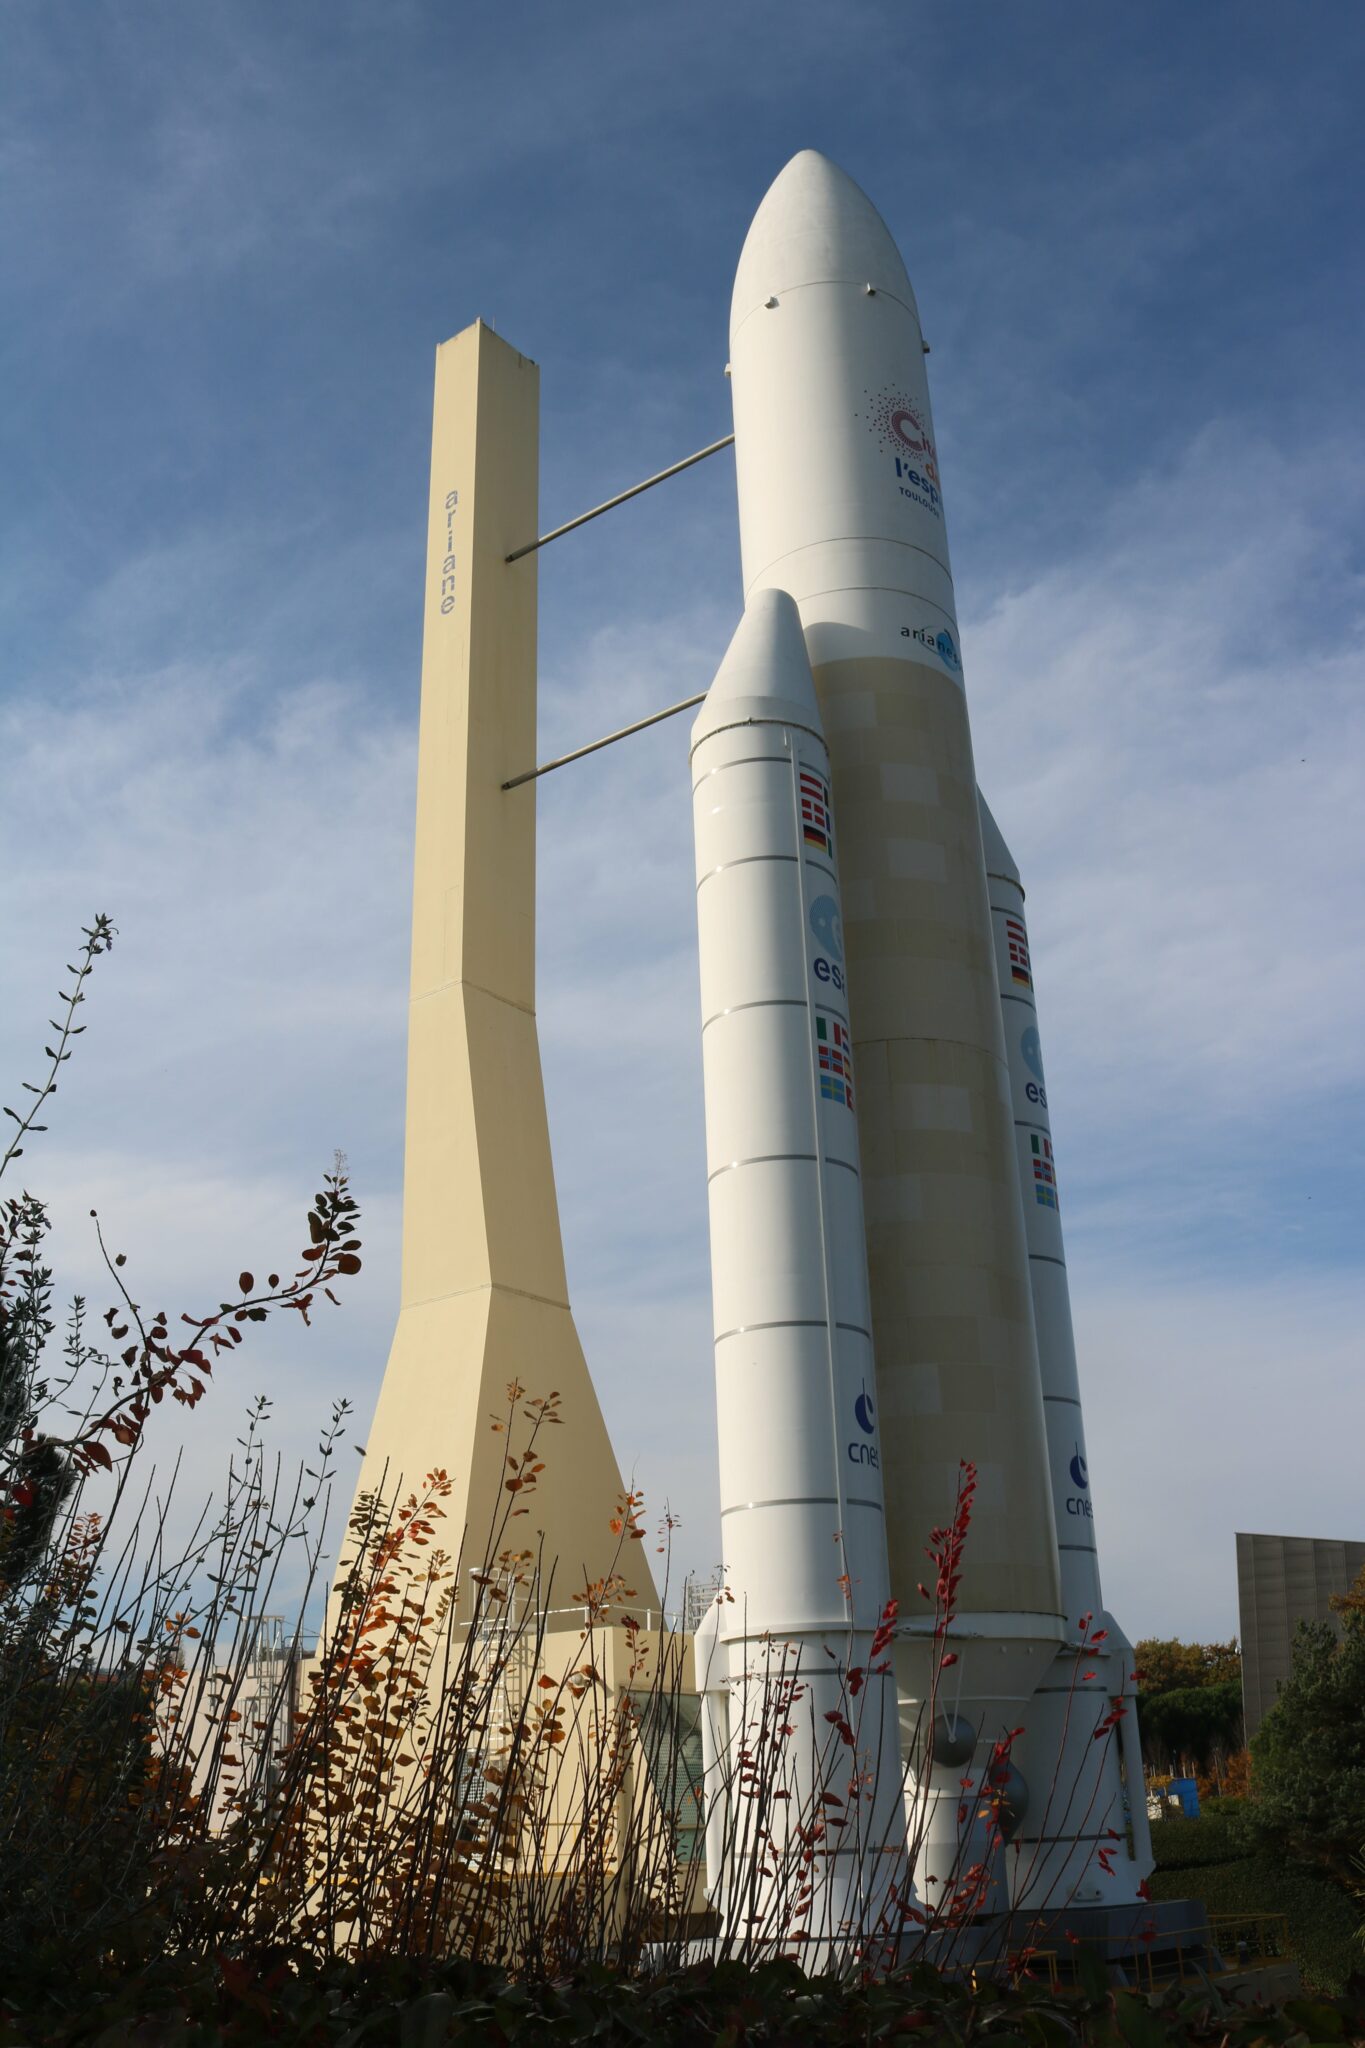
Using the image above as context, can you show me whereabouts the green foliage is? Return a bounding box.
[1147,1810,1250,1869]
[1141,1679,1244,1772]
[1250,1613,1365,1888]
[1148,1855,1360,1997]
[1136,1638,1242,1697]
[1150,1793,1361,1995]
[3,1950,1365,2048]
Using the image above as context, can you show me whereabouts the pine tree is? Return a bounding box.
[1250,1610,1365,1887]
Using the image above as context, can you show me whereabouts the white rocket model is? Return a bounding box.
[978,795,1154,1907]
[690,588,906,1951]
[727,153,1067,1905]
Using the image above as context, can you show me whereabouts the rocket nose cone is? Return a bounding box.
[691,587,822,750]
[731,150,919,336]
[977,790,1022,889]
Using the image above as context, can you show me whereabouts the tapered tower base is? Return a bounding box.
[346,323,656,1622]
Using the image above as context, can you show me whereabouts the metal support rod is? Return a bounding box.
[502,692,706,790]
[505,434,735,563]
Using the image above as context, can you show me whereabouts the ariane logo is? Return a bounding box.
[439,490,459,615]
[1069,1446,1089,1490]
[864,389,942,518]
[902,623,960,670]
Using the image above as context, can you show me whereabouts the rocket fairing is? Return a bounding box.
[979,796,1153,1906]
[728,154,1066,1808]
[690,588,905,1944]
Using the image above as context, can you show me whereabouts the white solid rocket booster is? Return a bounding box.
[979,795,1153,1907]
[728,152,1066,1886]
[690,588,905,1947]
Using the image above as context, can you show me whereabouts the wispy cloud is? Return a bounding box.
[968,422,1365,1216]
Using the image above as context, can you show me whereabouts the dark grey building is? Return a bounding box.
[1236,1530,1365,1737]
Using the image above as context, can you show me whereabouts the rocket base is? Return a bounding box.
[673,1899,1279,1993]
[905,1897,1220,1983]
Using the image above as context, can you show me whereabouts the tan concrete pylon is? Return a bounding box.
[347,321,657,1624]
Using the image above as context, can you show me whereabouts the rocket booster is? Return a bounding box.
[979,794,1153,1905]
[690,588,904,1946]
[728,154,1066,1751]
[978,796,1101,1628]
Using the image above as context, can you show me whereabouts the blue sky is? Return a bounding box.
[3,0,1363,1641]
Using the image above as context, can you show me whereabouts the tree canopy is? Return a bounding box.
[1140,1680,1244,1774]
[1135,1637,1242,1696]
[1135,1638,1244,1771]
[1250,1609,1365,1887]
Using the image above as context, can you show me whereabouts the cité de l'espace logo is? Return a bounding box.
[864,388,942,518]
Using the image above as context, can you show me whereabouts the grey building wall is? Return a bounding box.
[1236,1530,1365,1738]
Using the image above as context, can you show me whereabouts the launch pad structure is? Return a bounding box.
[341,154,1227,1972]
[345,321,662,1627]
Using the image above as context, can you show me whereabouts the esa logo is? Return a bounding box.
[810,895,846,994]
[1021,1025,1048,1110]
[848,1382,879,1466]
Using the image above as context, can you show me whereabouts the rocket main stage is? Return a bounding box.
[690,152,1152,1940]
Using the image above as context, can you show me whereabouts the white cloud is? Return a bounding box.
[1076,1267,1365,1644]
[966,420,1365,1195]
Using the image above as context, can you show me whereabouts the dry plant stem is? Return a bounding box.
[0,914,115,1183]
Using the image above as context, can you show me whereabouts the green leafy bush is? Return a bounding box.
[1150,1804,1361,1995]
[1147,1811,1251,1869]
[3,1950,1365,2048]
[1148,1854,1360,1996]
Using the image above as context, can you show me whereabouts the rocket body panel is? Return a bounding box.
[730,153,1063,1643]
[691,588,906,1944]
[692,592,891,1638]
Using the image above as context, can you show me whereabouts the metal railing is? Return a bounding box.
[1006,1911,1292,1994]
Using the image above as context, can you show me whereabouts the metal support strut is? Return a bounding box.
[500,427,735,786]
[505,433,734,563]
[502,692,706,790]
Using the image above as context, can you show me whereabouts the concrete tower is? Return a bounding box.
[348,322,657,1621]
